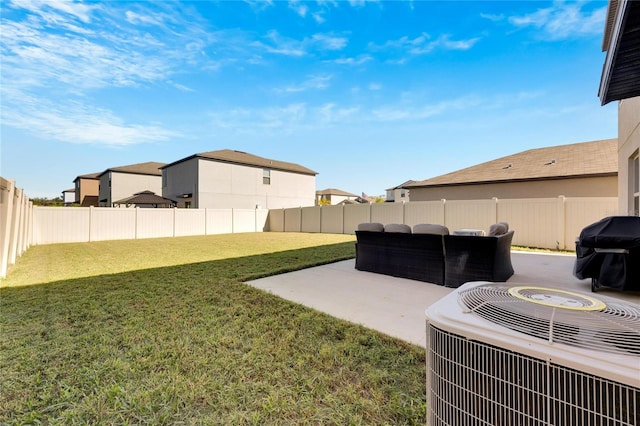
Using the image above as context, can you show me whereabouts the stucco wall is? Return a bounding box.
[100,172,162,206]
[617,97,640,215]
[162,158,199,207]
[408,176,617,202]
[195,159,315,209]
[77,178,99,206]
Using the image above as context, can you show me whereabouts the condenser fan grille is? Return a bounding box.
[458,284,640,356]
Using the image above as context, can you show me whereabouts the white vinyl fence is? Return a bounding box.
[1,178,33,278]
[267,196,619,250]
[31,206,270,245]
[0,174,622,279]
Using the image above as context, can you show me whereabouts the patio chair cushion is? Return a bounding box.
[384,223,412,233]
[413,224,449,235]
[357,222,384,232]
[488,223,508,236]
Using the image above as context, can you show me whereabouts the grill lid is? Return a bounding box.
[458,284,640,356]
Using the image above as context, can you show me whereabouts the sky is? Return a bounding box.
[1,0,618,199]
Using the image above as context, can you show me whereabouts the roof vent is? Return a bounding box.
[502,163,512,169]
[545,159,556,165]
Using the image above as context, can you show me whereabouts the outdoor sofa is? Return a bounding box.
[354,222,514,288]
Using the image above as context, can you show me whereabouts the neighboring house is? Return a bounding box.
[599,0,640,216]
[62,188,75,206]
[73,172,100,207]
[162,149,317,209]
[98,162,166,207]
[315,188,359,205]
[385,180,414,203]
[113,191,176,208]
[405,139,618,201]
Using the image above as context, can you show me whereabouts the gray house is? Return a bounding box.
[98,162,166,207]
[161,149,317,209]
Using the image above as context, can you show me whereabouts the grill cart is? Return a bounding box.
[574,216,640,292]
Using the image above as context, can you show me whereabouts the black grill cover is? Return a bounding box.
[574,216,640,291]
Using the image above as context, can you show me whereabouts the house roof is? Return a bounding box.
[316,188,358,197]
[162,149,317,176]
[405,139,618,189]
[599,0,640,104]
[73,172,100,183]
[62,188,75,193]
[386,180,416,191]
[97,162,166,178]
[113,190,176,206]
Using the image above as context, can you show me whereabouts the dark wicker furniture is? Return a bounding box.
[443,231,515,288]
[355,226,514,288]
[355,231,446,285]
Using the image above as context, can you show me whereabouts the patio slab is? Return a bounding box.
[246,251,640,348]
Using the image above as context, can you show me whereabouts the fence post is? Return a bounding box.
[441,199,447,228]
[89,206,93,242]
[9,187,23,264]
[173,207,176,237]
[557,195,566,250]
[0,178,15,278]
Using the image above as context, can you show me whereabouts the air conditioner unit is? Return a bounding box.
[425,282,640,426]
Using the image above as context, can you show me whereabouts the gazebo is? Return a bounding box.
[113,191,177,208]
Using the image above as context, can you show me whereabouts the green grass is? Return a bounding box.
[1,233,426,425]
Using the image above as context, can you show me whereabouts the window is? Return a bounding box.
[263,168,271,185]
[632,152,639,216]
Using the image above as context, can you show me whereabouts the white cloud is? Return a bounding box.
[372,32,480,56]
[0,1,218,146]
[331,55,373,65]
[206,93,497,136]
[480,13,504,22]
[312,33,348,50]
[368,83,382,91]
[278,75,332,93]
[288,1,308,17]
[255,30,347,57]
[9,0,95,23]
[1,91,178,145]
[508,2,606,40]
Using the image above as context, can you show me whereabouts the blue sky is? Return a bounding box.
[1,0,616,198]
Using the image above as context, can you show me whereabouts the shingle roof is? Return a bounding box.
[316,188,358,197]
[113,190,176,206]
[386,180,415,191]
[406,139,617,189]
[163,149,317,176]
[98,162,166,177]
[73,172,100,182]
[599,0,640,104]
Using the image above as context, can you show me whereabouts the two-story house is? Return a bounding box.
[162,149,317,209]
[73,172,100,207]
[98,162,166,207]
[315,188,359,205]
[599,0,640,216]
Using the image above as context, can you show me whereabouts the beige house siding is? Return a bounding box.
[197,159,315,209]
[74,176,99,206]
[617,97,640,215]
[164,157,316,209]
[99,172,163,207]
[409,176,618,201]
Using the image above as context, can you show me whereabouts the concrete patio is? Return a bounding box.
[247,251,640,347]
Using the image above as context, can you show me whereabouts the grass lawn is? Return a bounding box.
[1,233,426,425]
